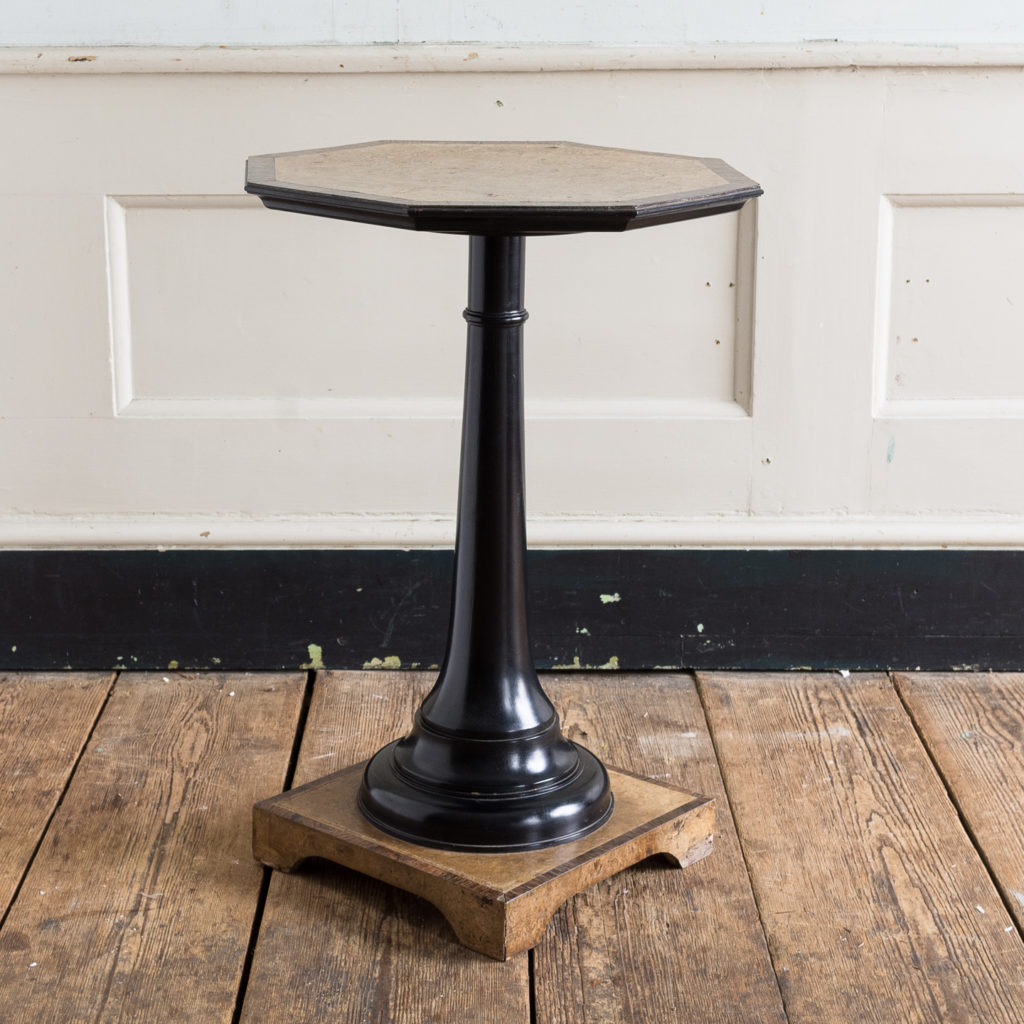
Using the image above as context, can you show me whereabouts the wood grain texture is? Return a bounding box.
[240,670,531,1023]
[895,672,1024,931]
[533,673,787,1024]
[0,673,112,917]
[272,142,731,207]
[0,671,306,1024]
[254,760,713,960]
[699,671,1024,1024]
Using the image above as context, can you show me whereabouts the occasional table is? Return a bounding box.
[245,141,761,959]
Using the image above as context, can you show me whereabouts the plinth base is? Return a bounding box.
[253,761,714,960]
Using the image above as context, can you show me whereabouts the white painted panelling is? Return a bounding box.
[5,1,1024,46]
[866,68,1024,517]
[3,54,1024,544]
[6,513,1024,549]
[9,44,1024,74]
[107,196,750,418]
[108,196,465,414]
[528,209,752,409]
[0,196,113,420]
[880,195,1024,408]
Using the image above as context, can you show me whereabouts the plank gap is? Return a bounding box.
[700,671,1024,1023]
[230,670,316,1024]
[528,947,538,1024]
[0,671,308,1023]
[283,670,317,794]
[239,671,532,1024]
[0,670,117,934]
[692,670,793,1024]
[534,671,787,1023]
[892,671,1024,942]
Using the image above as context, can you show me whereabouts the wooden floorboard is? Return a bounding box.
[0,671,306,1024]
[698,671,1024,1024]
[0,673,112,919]
[5,669,1024,1021]
[895,672,1024,932]
[533,672,787,1024]
[238,671,532,1024]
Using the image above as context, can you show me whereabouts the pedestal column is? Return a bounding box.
[358,235,613,852]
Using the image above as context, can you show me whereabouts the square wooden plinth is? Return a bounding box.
[253,762,714,960]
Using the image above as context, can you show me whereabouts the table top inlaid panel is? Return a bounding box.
[245,140,761,234]
[274,141,729,206]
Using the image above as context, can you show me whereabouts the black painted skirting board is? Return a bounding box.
[0,549,1020,673]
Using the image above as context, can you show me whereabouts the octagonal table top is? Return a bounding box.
[245,140,761,235]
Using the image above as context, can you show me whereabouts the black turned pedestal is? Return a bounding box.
[245,140,761,955]
[359,233,613,852]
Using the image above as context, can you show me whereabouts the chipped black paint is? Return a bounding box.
[1,549,1023,672]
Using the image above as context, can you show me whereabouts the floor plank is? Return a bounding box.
[0,671,306,1024]
[896,672,1024,932]
[239,670,532,1024]
[533,673,787,1024]
[0,673,112,919]
[699,671,1024,1024]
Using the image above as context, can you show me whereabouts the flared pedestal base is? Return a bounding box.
[357,737,613,852]
[253,760,714,960]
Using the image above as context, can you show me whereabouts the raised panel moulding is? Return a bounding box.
[874,194,1024,419]
[106,194,755,421]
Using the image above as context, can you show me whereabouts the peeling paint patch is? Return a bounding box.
[301,643,326,670]
[886,437,896,464]
[552,656,583,670]
[363,655,402,670]
[551,655,622,670]
[168,660,179,670]
[696,623,705,634]
[211,657,221,665]
[599,593,621,604]
[576,626,590,635]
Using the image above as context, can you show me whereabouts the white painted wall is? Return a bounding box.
[5,1,1024,46]
[3,49,1024,548]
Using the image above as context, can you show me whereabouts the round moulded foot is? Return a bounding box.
[357,739,614,853]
